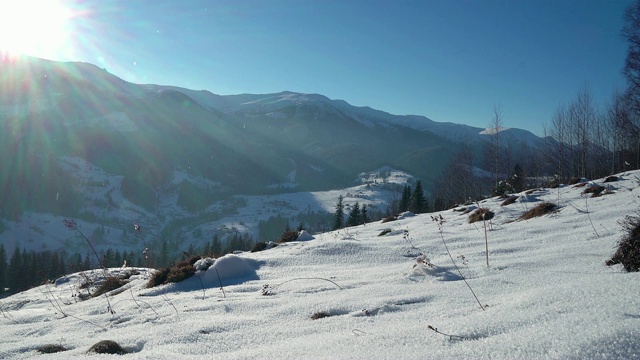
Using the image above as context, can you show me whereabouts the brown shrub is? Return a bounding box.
[381,215,396,223]
[582,185,605,197]
[573,182,588,188]
[501,195,518,206]
[251,241,276,252]
[36,344,67,354]
[146,259,197,288]
[519,202,557,220]
[92,276,127,298]
[568,177,583,185]
[604,176,619,183]
[311,311,332,320]
[166,265,196,284]
[607,214,640,272]
[87,340,127,355]
[146,267,171,288]
[278,230,300,244]
[468,208,494,223]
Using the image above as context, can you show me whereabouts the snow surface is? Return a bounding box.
[1,172,639,359]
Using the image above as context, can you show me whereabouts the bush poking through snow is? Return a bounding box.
[519,202,557,220]
[582,185,605,197]
[87,340,127,355]
[146,256,200,288]
[311,311,332,320]
[381,215,396,223]
[92,276,127,298]
[501,195,518,206]
[568,177,584,185]
[468,208,494,224]
[146,267,171,288]
[36,344,67,354]
[278,230,300,244]
[604,176,619,183]
[607,214,640,272]
[378,228,392,236]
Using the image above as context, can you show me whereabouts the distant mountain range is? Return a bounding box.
[0,56,546,254]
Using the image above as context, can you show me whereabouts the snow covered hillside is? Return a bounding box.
[0,171,639,359]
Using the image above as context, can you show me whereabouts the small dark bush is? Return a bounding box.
[166,265,196,283]
[311,311,331,320]
[278,230,299,243]
[607,214,640,272]
[36,344,67,354]
[468,208,494,223]
[519,202,557,220]
[87,340,127,355]
[147,267,171,288]
[501,195,518,206]
[146,257,198,288]
[252,242,268,252]
[568,177,586,185]
[92,276,127,298]
[582,185,605,197]
[378,229,392,236]
[573,182,588,188]
[604,176,619,183]
[381,215,396,223]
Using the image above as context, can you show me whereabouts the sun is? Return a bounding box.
[0,0,73,58]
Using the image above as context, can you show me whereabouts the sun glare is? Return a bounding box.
[0,0,73,58]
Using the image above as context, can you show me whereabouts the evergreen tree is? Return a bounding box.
[114,250,123,267]
[0,244,6,293]
[410,180,428,214]
[511,163,525,192]
[361,204,369,225]
[159,239,169,267]
[212,234,222,256]
[347,202,361,227]
[7,247,24,294]
[399,185,412,213]
[82,253,92,270]
[333,195,345,230]
[104,248,115,267]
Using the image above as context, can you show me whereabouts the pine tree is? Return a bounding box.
[0,244,7,293]
[333,195,345,230]
[399,185,412,213]
[360,204,369,225]
[410,180,428,214]
[7,247,23,292]
[212,234,222,256]
[347,202,361,227]
[511,163,525,192]
[114,250,123,267]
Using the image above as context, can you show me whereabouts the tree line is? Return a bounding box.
[429,1,640,209]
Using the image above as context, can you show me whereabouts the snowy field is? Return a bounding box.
[0,172,639,359]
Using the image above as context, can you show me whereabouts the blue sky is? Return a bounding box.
[20,0,636,135]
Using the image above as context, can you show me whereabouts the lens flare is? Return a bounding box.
[0,0,73,58]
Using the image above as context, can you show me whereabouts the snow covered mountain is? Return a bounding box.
[0,56,546,258]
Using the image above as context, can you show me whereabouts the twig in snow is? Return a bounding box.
[431,214,485,311]
[427,325,467,341]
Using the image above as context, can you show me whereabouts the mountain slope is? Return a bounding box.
[0,171,638,358]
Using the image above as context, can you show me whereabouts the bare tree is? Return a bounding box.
[623,0,640,112]
[485,105,503,188]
